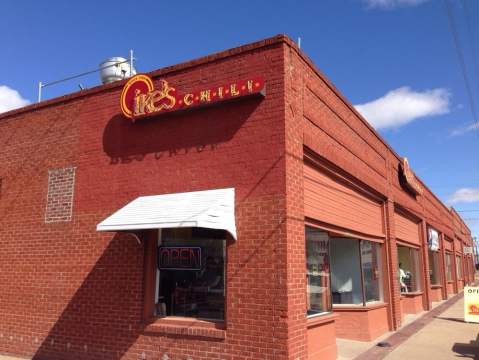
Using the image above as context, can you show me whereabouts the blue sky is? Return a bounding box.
[1,0,478,239]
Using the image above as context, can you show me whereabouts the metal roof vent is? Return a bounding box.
[99,56,136,84]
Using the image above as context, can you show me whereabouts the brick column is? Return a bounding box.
[420,221,432,310]
[468,255,474,284]
[452,238,458,293]
[440,233,448,299]
[464,255,468,285]
[461,241,465,285]
[283,45,308,360]
[471,256,474,283]
[384,200,401,329]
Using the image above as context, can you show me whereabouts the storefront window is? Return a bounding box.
[397,246,421,293]
[156,228,225,320]
[306,227,332,315]
[428,250,440,285]
[361,241,382,302]
[330,238,363,304]
[446,252,453,282]
[456,256,463,279]
[330,237,383,305]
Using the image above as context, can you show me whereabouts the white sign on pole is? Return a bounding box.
[463,247,473,255]
[428,228,439,251]
[464,286,479,323]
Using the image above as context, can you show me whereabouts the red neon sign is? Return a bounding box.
[400,158,423,196]
[158,247,202,270]
[120,74,266,121]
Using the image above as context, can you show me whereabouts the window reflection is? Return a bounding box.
[157,228,225,321]
[306,227,332,315]
[398,246,421,293]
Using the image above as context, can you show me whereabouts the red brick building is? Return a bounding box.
[0,35,474,360]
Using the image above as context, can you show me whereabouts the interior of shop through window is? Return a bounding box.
[306,226,383,314]
[456,255,462,279]
[306,227,332,315]
[156,227,226,320]
[397,245,421,293]
[428,250,441,285]
[446,252,453,282]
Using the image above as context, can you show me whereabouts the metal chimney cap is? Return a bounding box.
[99,57,136,84]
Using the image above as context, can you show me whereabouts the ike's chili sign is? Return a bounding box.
[120,74,265,121]
[400,157,423,196]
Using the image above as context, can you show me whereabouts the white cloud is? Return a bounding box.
[364,0,430,9]
[450,122,479,136]
[354,86,450,129]
[0,85,30,114]
[448,188,479,204]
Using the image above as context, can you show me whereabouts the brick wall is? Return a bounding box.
[0,37,294,360]
[45,166,76,223]
[284,36,472,335]
[0,97,82,357]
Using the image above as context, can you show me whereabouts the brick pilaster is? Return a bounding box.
[440,233,448,299]
[384,200,401,329]
[420,221,432,310]
[452,237,458,293]
[283,43,308,360]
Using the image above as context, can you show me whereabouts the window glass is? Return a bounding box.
[157,228,225,320]
[398,246,421,293]
[330,238,363,304]
[361,241,382,302]
[309,235,384,307]
[456,256,463,279]
[446,253,453,282]
[428,250,440,285]
[306,227,331,315]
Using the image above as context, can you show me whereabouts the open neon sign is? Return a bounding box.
[158,246,202,270]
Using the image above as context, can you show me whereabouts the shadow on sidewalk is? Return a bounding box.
[434,316,477,324]
[452,334,479,359]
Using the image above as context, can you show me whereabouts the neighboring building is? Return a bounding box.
[0,35,474,360]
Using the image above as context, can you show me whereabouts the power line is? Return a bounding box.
[460,0,479,90]
[457,210,479,212]
[444,0,479,133]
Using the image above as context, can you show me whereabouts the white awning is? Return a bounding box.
[96,188,236,239]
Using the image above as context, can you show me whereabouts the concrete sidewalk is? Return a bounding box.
[0,356,29,360]
[355,293,479,360]
[383,295,479,359]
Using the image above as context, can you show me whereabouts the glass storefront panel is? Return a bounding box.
[157,228,225,320]
[306,231,384,307]
[456,256,463,279]
[428,250,441,285]
[330,238,363,304]
[446,252,453,282]
[306,227,332,315]
[361,241,382,302]
[398,246,421,293]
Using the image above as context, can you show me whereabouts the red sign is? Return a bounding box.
[158,247,202,270]
[469,304,479,315]
[400,158,423,196]
[120,74,266,121]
